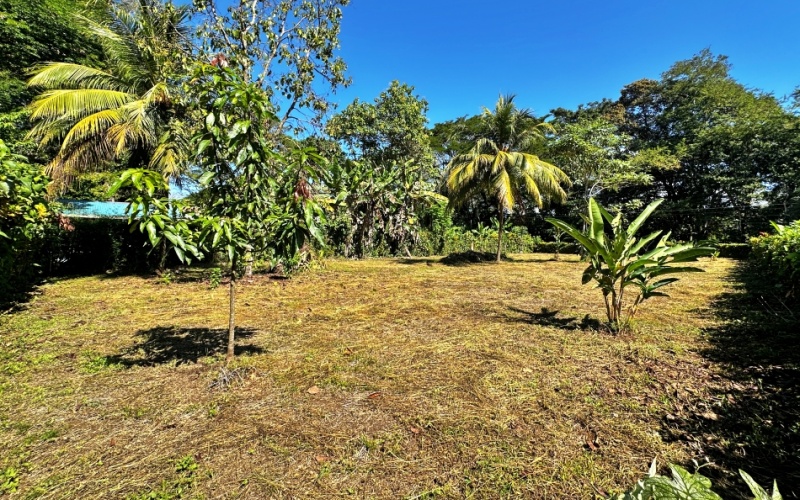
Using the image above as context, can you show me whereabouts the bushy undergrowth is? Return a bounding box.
[750,221,800,298]
[714,243,750,259]
[416,225,577,257]
[0,140,54,305]
[44,218,163,275]
[611,461,781,500]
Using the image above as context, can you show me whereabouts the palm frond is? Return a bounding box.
[61,109,124,148]
[27,0,191,188]
[150,129,188,180]
[28,89,135,122]
[28,63,124,91]
[108,100,157,156]
[47,138,115,192]
[494,168,514,210]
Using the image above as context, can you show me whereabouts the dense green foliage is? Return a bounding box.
[749,220,800,298]
[324,82,439,257]
[0,140,54,303]
[433,51,800,246]
[0,0,104,161]
[604,51,797,240]
[611,461,781,500]
[26,0,193,190]
[547,198,715,332]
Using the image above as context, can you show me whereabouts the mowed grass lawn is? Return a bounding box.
[1,254,736,498]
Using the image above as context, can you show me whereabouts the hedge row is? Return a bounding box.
[749,221,800,296]
[1,217,165,307]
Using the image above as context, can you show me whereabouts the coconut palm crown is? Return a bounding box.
[445,94,571,261]
[26,0,192,191]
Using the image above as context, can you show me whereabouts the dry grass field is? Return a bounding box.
[0,254,795,498]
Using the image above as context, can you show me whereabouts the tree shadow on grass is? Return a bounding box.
[664,261,800,498]
[438,251,515,267]
[108,326,263,367]
[506,306,602,331]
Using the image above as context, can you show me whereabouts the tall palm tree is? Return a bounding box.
[446,94,570,261]
[26,0,191,191]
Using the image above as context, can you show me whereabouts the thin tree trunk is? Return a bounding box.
[226,255,237,364]
[158,239,168,272]
[496,202,505,263]
[244,251,253,277]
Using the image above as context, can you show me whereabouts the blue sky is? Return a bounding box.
[330,0,800,125]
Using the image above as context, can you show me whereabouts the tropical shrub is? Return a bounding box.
[547,198,715,332]
[750,220,800,298]
[44,217,160,275]
[0,140,54,304]
[714,243,751,259]
[438,225,544,256]
[611,460,782,500]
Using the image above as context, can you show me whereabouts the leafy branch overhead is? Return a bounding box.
[193,0,351,131]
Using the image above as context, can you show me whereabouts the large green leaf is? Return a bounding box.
[588,198,605,244]
[740,470,782,500]
[626,199,664,239]
[545,218,599,254]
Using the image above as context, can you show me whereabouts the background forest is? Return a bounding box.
[1,0,798,295]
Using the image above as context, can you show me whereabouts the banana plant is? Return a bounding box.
[546,198,715,332]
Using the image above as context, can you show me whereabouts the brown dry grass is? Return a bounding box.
[0,254,736,498]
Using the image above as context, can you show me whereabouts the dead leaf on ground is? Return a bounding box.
[584,429,600,452]
[314,454,329,463]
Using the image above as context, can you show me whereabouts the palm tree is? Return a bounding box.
[445,94,571,261]
[26,0,191,191]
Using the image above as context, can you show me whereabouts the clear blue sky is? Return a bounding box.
[330,0,800,125]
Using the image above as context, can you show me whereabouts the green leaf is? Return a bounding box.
[145,221,158,245]
[197,139,212,156]
[629,231,663,255]
[740,470,782,500]
[588,198,605,244]
[649,278,680,290]
[581,264,595,285]
[546,218,600,255]
[197,171,215,186]
[173,245,186,263]
[164,231,178,247]
[649,266,704,278]
[627,199,664,239]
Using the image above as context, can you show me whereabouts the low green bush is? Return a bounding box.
[43,217,165,275]
[715,243,751,259]
[0,140,55,305]
[611,460,781,500]
[413,225,580,257]
[750,221,800,297]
